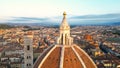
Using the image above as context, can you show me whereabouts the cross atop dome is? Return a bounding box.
[63,11,67,17]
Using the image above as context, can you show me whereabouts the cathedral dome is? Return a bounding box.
[33,12,97,68]
[34,44,96,68]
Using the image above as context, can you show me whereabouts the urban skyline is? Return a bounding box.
[0,12,120,68]
[0,0,120,68]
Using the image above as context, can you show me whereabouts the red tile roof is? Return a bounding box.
[33,45,97,68]
[63,47,83,68]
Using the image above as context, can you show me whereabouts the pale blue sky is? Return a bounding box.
[0,0,120,17]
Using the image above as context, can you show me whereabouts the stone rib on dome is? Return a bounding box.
[33,12,97,68]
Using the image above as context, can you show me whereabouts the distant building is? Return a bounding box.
[0,54,23,68]
[0,29,5,35]
[84,34,93,41]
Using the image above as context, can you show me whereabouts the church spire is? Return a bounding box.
[60,11,69,30]
[57,12,73,45]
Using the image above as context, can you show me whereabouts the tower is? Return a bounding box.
[24,32,33,68]
[57,11,73,45]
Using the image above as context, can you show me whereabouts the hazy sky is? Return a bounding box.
[0,0,120,17]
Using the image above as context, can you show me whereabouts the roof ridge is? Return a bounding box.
[33,45,54,68]
[59,46,64,68]
[75,45,97,68]
[71,46,86,68]
[38,45,56,68]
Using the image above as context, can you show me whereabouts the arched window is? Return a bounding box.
[29,56,31,59]
[27,56,28,59]
[29,64,31,66]
[27,45,30,50]
[65,34,67,45]
[27,63,31,66]
[61,34,63,44]
[27,56,31,59]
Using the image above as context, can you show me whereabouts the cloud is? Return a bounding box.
[0,17,50,23]
[68,13,120,25]
[0,13,120,25]
[9,17,49,22]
